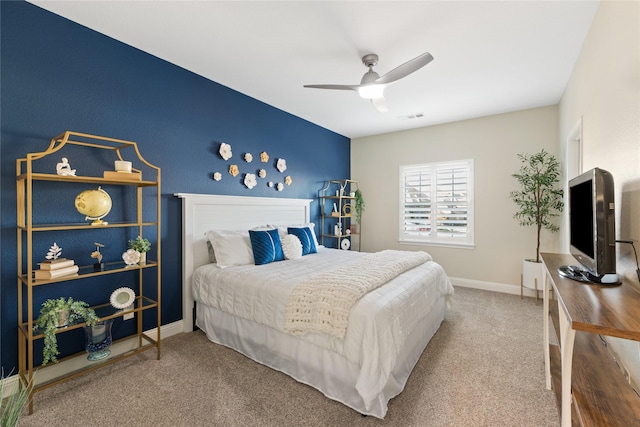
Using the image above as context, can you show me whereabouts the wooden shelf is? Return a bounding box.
[542,253,640,426]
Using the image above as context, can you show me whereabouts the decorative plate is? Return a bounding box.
[341,238,351,250]
[110,287,135,310]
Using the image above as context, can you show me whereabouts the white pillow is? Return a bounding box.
[271,222,319,249]
[206,230,254,268]
[281,234,303,260]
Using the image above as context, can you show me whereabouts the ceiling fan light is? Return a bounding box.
[357,84,385,99]
[371,97,389,113]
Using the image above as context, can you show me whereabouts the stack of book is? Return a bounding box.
[35,258,79,280]
[103,170,142,181]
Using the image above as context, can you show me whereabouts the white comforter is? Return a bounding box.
[192,247,454,410]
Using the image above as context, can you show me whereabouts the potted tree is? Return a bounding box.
[34,297,99,365]
[0,370,33,426]
[128,235,151,264]
[510,149,564,298]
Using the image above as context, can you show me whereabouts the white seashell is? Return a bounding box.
[244,173,257,189]
[277,158,287,173]
[219,143,232,160]
[122,248,141,266]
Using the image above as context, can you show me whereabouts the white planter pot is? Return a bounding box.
[522,259,544,290]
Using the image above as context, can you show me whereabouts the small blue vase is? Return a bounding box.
[83,319,113,361]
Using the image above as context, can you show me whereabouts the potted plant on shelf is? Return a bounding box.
[509,149,564,297]
[34,297,99,365]
[128,236,151,264]
[354,189,365,227]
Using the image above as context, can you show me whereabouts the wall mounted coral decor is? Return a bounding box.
[212,143,294,191]
[219,143,232,160]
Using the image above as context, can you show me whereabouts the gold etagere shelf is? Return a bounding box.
[320,179,362,251]
[16,131,162,414]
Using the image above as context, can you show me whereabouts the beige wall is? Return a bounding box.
[351,105,559,288]
[353,0,640,389]
[559,0,640,386]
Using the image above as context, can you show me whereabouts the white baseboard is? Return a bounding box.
[450,276,542,298]
[1,320,184,398]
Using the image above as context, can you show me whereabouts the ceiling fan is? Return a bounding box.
[303,52,434,112]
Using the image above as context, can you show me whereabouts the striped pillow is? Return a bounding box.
[287,227,317,255]
[249,229,284,265]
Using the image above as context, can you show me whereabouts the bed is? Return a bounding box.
[175,193,454,419]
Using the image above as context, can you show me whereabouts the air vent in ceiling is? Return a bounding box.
[397,113,424,120]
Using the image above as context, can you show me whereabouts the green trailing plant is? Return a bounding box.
[354,189,365,224]
[509,149,564,263]
[128,236,151,253]
[1,369,33,427]
[34,297,99,365]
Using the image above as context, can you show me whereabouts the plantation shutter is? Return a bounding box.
[400,160,474,247]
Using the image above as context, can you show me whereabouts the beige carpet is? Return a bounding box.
[18,287,559,426]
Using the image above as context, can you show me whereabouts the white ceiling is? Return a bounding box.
[28,1,600,139]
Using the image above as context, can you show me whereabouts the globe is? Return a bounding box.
[75,186,112,225]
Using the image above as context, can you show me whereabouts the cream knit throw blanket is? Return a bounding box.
[284,250,432,338]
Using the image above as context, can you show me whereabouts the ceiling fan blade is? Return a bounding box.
[303,84,358,91]
[374,52,434,85]
[371,96,389,113]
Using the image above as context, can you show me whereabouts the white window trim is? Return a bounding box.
[398,159,474,248]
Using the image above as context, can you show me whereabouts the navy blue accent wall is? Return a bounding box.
[0,2,350,371]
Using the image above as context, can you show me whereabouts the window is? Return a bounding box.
[399,159,474,247]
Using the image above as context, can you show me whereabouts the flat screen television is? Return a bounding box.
[559,167,619,284]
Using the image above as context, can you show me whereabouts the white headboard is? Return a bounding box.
[174,193,313,332]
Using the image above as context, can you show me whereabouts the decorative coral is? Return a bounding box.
[244,153,253,162]
[91,242,104,263]
[46,242,62,260]
[268,182,274,188]
[276,182,284,192]
[244,173,257,189]
[285,176,292,186]
[213,172,222,181]
[258,169,266,178]
[229,164,239,177]
[260,151,269,162]
[219,142,232,160]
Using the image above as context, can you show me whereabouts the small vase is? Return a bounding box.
[83,319,113,361]
[57,309,69,328]
[139,252,147,265]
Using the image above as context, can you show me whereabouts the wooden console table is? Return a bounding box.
[541,253,640,426]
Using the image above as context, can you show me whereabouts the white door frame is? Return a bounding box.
[561,117,583,252]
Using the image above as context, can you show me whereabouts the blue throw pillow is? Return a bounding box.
[249,229,284,265]
[287,227,317,255]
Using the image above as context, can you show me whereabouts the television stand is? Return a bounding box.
[542,253,640,427]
